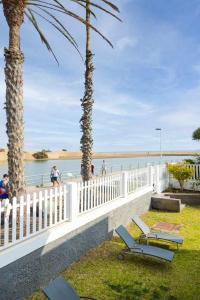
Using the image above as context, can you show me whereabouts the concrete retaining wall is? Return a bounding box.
[165,193,200,205]
[151,196,182,212]
[0,191,152,300]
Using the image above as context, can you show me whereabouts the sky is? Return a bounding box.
[0,0,200,152]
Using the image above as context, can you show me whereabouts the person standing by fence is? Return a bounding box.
[91,164,94,176]
[50,166,60,187]
[101,160,107,176]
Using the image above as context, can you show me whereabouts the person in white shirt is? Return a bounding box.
[50,166,60,187]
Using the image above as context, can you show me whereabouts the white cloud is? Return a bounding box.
[116,37,137,51]
[160,110,199,128]
[94,96,154,117]
[158,83,200,128]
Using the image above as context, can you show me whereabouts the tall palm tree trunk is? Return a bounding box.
[80,0,94,182]
[3,0,25,197]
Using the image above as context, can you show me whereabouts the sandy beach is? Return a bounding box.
[0,150,199,162]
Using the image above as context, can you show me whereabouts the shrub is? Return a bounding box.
[0,148,5,152]
[33,151,48,159]
[167,164,194,191]
[184,159,195,164]
[195,155,200,164]
[184,155,200,165]
[62,149,67,151]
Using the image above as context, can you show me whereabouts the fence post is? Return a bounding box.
[147,164,153,187]
[121,171,128,198]
[156,165,160,193]
[67,182,78,222]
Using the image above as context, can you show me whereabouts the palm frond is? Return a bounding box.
[86,1,121,22]
[28,0,97,19]
[36,6,79,47]
[68,0,119,12]
[3,0,121,61]
[100,0,119,12]
[44,0,114,47]
[25,9,59,64]
[28,7,83,58]
[72,0,121,22]
[30,9,82,58]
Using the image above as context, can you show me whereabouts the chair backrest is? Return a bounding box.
[43,277,80,300]
[115,225,137,249]
[132,215,150,235]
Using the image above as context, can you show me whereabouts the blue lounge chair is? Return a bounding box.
[43,276,98,300]
[115,225,174,262]
[132,215,184,248]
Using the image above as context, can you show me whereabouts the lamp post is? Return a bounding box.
[155,128,162,159]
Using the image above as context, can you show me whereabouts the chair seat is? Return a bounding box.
[130,244,174,262]
[132,215,184,246]
[146,232,184,244]
[43,277,80,300]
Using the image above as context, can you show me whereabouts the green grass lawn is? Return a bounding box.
[29,206,200,300]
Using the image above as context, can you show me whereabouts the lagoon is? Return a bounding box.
[0,155,188,186]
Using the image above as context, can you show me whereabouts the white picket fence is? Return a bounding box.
[0,186,68,250]
[127,167,149,194]
[186,164,200,180]
[0,164,171,267]
[77,174,122,214]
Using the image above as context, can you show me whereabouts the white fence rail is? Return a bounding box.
[186,164,200,180]
[0,185,68,250]
[0,164,170,263]
[127,167,149,194]
[77,174,122,214]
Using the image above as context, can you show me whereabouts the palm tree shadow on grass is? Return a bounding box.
[105,280,177,300]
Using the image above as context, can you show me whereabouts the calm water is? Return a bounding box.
[0,156,187,179]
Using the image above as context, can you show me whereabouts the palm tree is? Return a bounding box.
[192,128,200,141]
[0,0,119,196]
[80,0,94,181]
[80,0,120,181]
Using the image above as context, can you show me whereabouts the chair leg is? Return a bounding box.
[118,248,128,260]
[118,253,125,260]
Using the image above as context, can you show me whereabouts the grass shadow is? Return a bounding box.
[104,280,178,300]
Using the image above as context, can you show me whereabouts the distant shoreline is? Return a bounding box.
[0,150,199,162]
